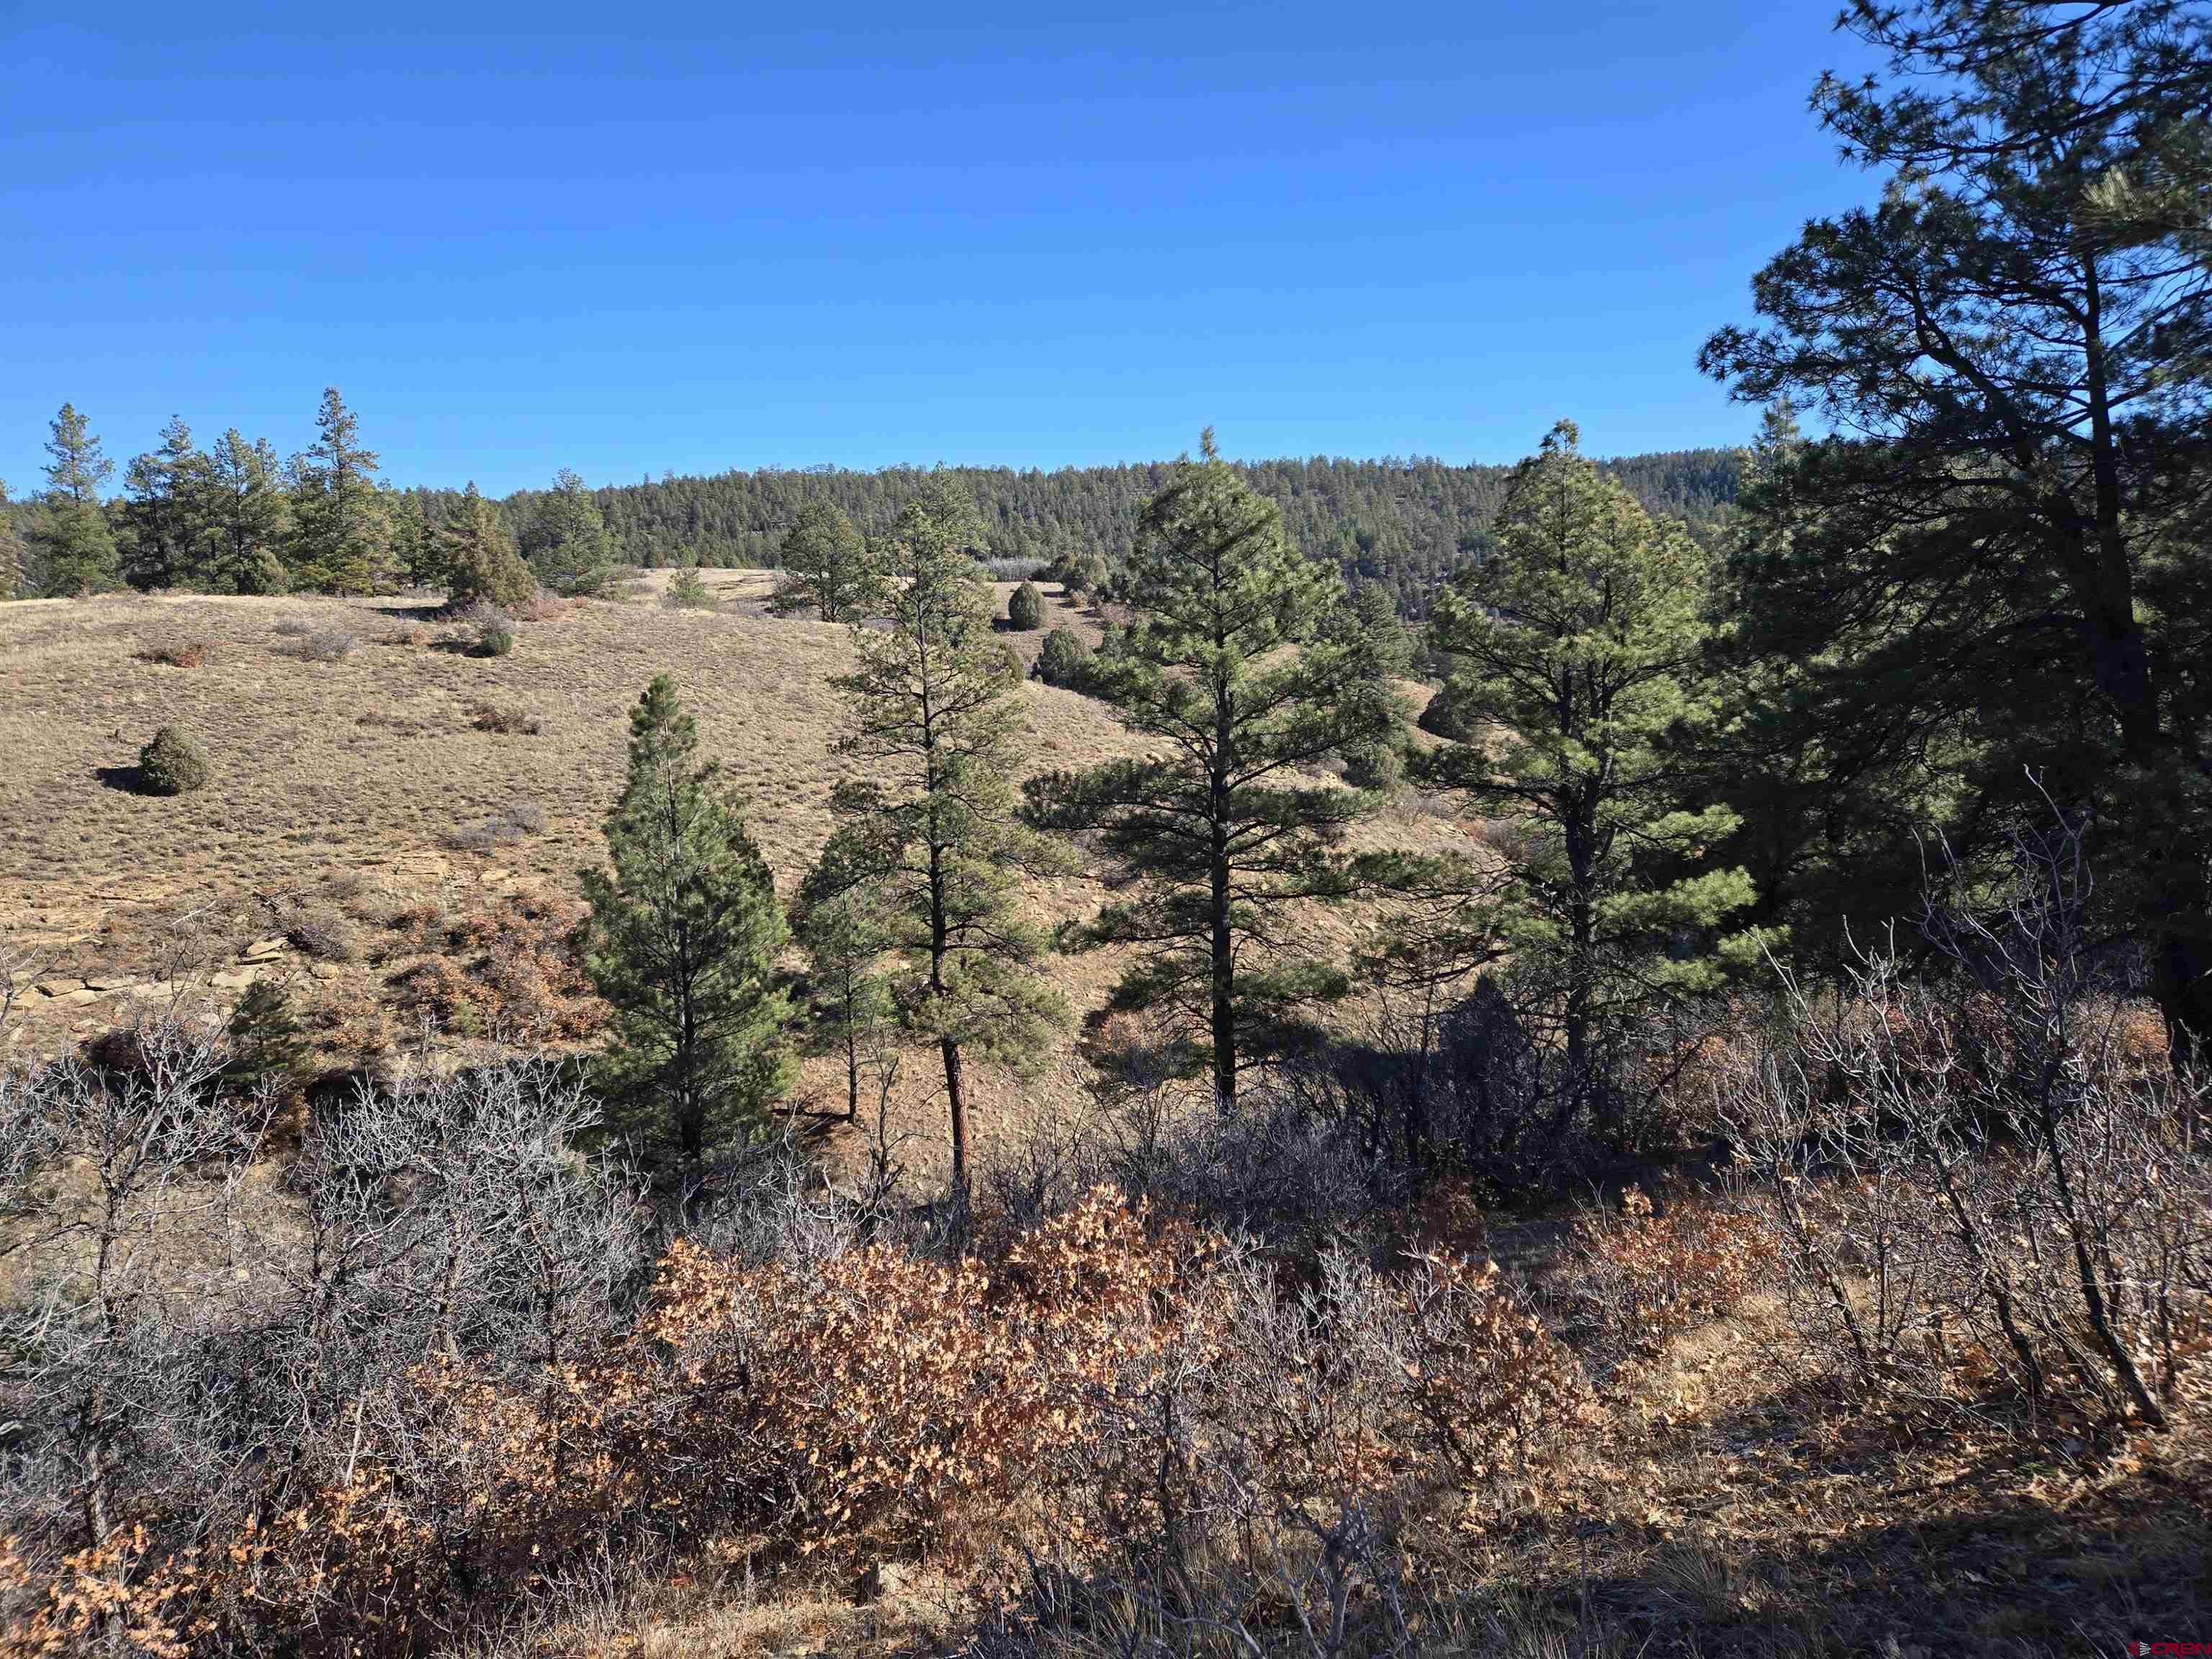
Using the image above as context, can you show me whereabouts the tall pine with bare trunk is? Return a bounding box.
[826,475,1070,1185]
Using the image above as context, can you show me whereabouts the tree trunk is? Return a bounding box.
[845,1032,861,1123]
[928,832,968,1184]
[2071,270,2211,1067]
[1210,791,1235,1115]
[942,1037,968,1187]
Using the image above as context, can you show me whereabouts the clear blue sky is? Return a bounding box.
[0,2,1883,495]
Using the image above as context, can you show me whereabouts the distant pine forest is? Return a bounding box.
[513,449,1740,616]
[4,441,1737,621]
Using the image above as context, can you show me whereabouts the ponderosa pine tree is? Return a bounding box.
[520,468,614,596]
[827,475,1071,1183]
[1421,421,1754,1134]
[1026,429,1398,1112]
[287,387,392,593]
[202,430,292,594]
[770,498,881,621]
[24,403,118,597]
[1326,578,1415,790]
[793,837,896,1123]
[580,676,794,1181]
[441,482,537,611]
[1700,0,2212,1062]
[120,417,212,591]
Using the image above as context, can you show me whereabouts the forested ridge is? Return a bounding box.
[530,447,1740,611]
[2,436,1740,616]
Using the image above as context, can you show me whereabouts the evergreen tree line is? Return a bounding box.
[546,447,1740,616]
[1,392,1737,616]
[0,389,617,603]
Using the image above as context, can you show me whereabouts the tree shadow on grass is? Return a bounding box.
[94,765,145,793]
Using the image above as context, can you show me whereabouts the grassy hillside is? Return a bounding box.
[0,580,1461,1178]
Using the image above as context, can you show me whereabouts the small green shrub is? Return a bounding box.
[1007,580,1044,631]
[1418,679,1476,742]
[476,613,516,657]
[137,726,210,796]
[663,567,716,611]
[1341,737,1405,793]
[1046,551,1111,596]
[1035,626,1092,689]
[225,981,307,1095]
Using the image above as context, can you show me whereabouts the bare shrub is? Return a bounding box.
[467,698,541,735]
[0,1048,647,1655]
[320,869,369,907]
[282,902,359,962]
[440,819,513,853]
[136,637,215,669]
[980,1052,1382,1256]
[300,626,358,662]
[1725,815,2211,1428]
[511,588,567,622]
[270,616,313,638]
[984,1235,1591,1659]
[0,1015,271,1550]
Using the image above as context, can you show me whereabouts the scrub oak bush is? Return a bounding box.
[0,1154,1599,1658]
[467,698,540,734]
[136,726,210,796]
[1725,819,2212,1428]
[137,636,214,669]
[1567,1185,1781,1375]
[383,889,600,1040]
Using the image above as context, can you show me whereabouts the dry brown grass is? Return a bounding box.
[0,587,1463,1178]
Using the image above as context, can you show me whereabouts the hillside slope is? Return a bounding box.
[0,579,1462,1177]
